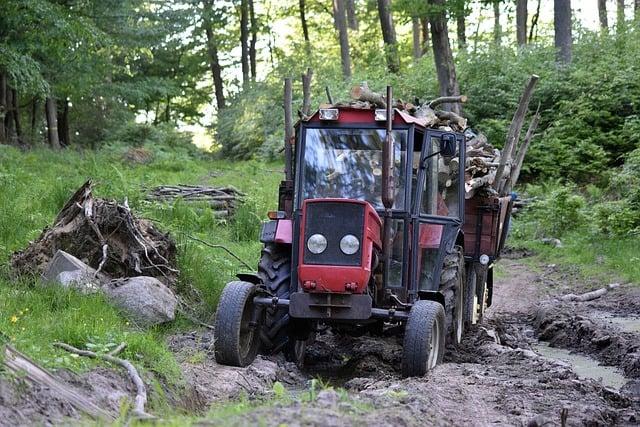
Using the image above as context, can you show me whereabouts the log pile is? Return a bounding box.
[336,77,540,200]
[146,185,244,218]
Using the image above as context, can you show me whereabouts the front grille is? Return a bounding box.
[303,202,364,266]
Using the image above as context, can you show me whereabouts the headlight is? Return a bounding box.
[339,234,360,255]
[307,234,327,254]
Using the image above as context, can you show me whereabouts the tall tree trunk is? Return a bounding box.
[636,0,640,20]
[12,89,22,144]
[493,1,502,44]
[598,0,609,30]
[240,0,250,86]
[428,0,461,114]
[617,0,626,31]
[516,0,527,46]
[421,17,430,55]
[58,98,70,147]
[554,0,572,64]
[165,96,171,122]
[456,9,466,50]
[0,72,6,143]
[376,0,400,73]
[5,88,14,141]
[346,0,358,30]
[45,98,61,149]
[203,2,226,110]
[31,97,38,142]
[249,0,257,79]
[412,17,422,59]
[529,0,541,42]
[299,0,310,44]
[333,0,352,79]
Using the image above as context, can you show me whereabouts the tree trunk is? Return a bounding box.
[12,88,22,143]
[31,97,38,142]
[58,98,70,147]
[377,0,400,73]
[299,0,310,44]
[0,72,6,143]
[529,0,541,42]
[240,0,250,86]
[45,97,61,149]
[346,0,358,30]
[203,1,226,110]
[617,0,626,31]
[554,0,572,64]
[493,1,502,44]
[421,17,430,55]
[516,0,527,46]
[598,0,609,30]
[636,0,640,20]
[333,0,352,79]
[5,88,14,141]
[428,0,461,114]
[249,0,257,80]
[456,9,466,50]
[412,17,422,59]
[165,96,171,122]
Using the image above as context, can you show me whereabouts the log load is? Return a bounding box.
[146,184,245,218]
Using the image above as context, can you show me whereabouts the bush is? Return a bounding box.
[525,184,586,238]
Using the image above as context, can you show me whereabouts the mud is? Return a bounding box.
[167,257,640,426]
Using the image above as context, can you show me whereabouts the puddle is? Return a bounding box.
[593,312,640,333]
[534,342,628,390]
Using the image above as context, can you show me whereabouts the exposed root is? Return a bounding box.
[53,342,153,419]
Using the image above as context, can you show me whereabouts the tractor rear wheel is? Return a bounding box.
[440,246,465,345]
[402,300,446,377]
[214,281,260,367]
[257,243,310,363]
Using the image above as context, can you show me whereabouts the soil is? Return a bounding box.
[3,254,639,426]
[167,256,640,426]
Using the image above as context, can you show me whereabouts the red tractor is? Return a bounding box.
[214,87,511,376]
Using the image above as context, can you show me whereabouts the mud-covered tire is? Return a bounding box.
[464,266,477,328]
[402,300,446,377]
[214,281,260,367]
[257,244,292,352]
[440,246,465,345]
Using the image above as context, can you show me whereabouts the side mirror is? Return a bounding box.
[440,134,457,157]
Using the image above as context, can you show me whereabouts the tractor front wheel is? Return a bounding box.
[214,281,260,367]
[401,300,446,377]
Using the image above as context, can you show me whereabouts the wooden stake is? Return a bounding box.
[493,74,539,193]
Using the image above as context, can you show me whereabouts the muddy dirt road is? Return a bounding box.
[171,256,640,426]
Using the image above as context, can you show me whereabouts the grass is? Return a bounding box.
[0,144,281,385]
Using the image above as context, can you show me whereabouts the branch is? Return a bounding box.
[185,235,253,270]
[54,342,153,419]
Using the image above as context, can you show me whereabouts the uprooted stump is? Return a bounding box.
[11,180,178,287]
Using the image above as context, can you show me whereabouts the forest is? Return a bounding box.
[1,0,640,425]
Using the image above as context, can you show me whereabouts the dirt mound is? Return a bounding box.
[11,180,178,286]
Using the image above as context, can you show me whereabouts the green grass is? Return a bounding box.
[0,144,282,385]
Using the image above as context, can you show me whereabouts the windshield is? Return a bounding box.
[302,128,408,210]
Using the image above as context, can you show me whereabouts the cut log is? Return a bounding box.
[504,105,541,193]
[435,110,467,129]
[350,83,386,108]
[561,287,608,302]
[428,95,468,109]
[3,345,114,421]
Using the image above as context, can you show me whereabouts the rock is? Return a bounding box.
[541,238,563,248]
[42,250,108,292]
[315,389,340,408]
[104,277,177,327]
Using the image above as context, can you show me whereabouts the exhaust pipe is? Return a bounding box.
[382,86,395,292]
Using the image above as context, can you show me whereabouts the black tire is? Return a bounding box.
[257,244,292,352]
[464,266,477,328]
[402,300,446,377]
[214,281,260,367]
[440,246,465,345]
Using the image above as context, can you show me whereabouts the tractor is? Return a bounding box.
[214,86,510,376]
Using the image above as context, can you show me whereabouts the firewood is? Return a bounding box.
[350,83,386,108]
[435,110,467,129]
[428,95,468,109]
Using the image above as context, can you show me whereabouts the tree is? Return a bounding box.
[45,97,60,149]
[203,0,226,110]
[346,0,359,30]
[333,0,352,79]
[598,0,609,30]
[617,0,626,32]
[493,1,502,44]
[554,0,572,64]
[516,0,527,46]
[456,8,467,49]
[249,0,257,80]
[428,0,461,114]
[299,0,310,45]
[377,0,400,73]
[240,0,250,86]
[421,17,430,55]
[412,17,422,59]
[529,0,541,42]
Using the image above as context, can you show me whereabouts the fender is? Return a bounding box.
[236,273,262,284]
[417,290,446,308]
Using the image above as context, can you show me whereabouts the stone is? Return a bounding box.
[315,389,340,408]
[103,276,177,327]
[42,250,107,292]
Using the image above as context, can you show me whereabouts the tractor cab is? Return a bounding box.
[215,89,470,377]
